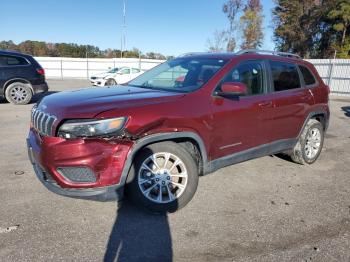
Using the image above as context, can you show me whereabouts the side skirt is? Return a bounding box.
[204,138,297,174]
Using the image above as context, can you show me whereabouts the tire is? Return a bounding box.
[5,82,33,105]
[290,119,324,165]
[105,79,117,86]
[126,141,199,213]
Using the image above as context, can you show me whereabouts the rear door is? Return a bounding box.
[0,54,31,95]
[211,60,275,159]
[267,60,314,142]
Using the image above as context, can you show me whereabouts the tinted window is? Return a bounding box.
[299,65,316,86]
[270,61,301,91]
[0,55,29,67]
[220,61,265,95]
[132,68,140,73]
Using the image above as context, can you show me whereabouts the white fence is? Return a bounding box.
[35,57,350,95]
[307,59,350,96]
[35,57,164,79]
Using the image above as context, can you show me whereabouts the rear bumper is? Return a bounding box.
[26,129,132,201]
[32,82,49,94]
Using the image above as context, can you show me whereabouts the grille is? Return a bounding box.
[57,167,97,183]
[31,107,57,136]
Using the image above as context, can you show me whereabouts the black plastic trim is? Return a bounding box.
[205,138,297,174]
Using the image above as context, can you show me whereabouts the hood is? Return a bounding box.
[91,72,113,78]
[37,85,185,119]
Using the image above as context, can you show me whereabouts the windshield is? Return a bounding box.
[108,68,119,73]
[129,57,228,92]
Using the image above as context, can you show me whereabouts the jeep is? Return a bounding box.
[27,50,330,213]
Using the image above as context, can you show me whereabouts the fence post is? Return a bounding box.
[327,58,335,88]
[139,54,141,70]
[60,59,63,80]
[86,57,89,79]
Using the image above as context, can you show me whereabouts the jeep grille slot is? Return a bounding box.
[31,108,57,136]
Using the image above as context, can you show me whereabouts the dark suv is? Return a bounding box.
[27,50,329,213]
[0,50,48,105]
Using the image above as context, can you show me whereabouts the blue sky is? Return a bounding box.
[1,0,276,56]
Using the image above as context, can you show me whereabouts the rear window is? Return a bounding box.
[299,65,316,86]
[270,61,301,91]
[0,55,29,67]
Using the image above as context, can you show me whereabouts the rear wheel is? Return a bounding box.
[290,119,324,164]
[105,78,117,86]
[126,142,199,213]
[5,82,33,105]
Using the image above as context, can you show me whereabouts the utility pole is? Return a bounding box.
[121,0,126,58]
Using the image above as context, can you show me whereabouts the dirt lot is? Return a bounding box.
[0,79,349,262]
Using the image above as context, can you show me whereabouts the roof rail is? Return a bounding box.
[235,49,301,59]
[178,52,207,57]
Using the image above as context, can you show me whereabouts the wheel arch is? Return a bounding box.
[298,110,328,139]
[2,78,34,96]
[121,132,208,186]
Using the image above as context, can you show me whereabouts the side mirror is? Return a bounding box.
[216,82,248,98]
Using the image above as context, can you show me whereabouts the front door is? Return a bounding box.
[210,60,274,160]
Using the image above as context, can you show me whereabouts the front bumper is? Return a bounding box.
[33,82,49,94]
[26,130,132,201]
[90,79,106,86]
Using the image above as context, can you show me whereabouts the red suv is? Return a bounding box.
[27,50,330,213]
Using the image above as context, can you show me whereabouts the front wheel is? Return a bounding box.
[126,142,199,213]
[105,78,117,86]
[290,119,324,164]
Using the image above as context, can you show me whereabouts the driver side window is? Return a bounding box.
[219,61,265,95]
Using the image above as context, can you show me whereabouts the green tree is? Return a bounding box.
[0,40,169,59]
[328,1,350,57]
[240,0,264,49]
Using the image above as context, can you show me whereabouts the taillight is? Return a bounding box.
[36,68,45,75]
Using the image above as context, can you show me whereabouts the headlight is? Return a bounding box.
[57,117,127,139]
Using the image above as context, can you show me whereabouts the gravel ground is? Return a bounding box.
[0,79,349,262]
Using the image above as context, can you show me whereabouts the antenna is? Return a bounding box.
[121,0,127,58]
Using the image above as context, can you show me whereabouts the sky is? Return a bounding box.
[1,0,276,56]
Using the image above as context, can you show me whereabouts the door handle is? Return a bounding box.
[258,101,273,108]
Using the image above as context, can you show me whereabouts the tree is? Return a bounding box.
[273,0,350,58]
[273,0,340,58]
[223,0,243,51]
[240,0,264,50]
[206,30,228,52]
[328,1,350,57]
[0,40,169,59]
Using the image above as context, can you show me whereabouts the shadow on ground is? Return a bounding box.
[104,200,172,262]
[341,106,350,117]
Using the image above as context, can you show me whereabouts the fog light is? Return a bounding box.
[57,167,96,183]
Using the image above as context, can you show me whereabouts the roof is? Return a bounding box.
[179,50,303,61]
[0,49,32,57]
